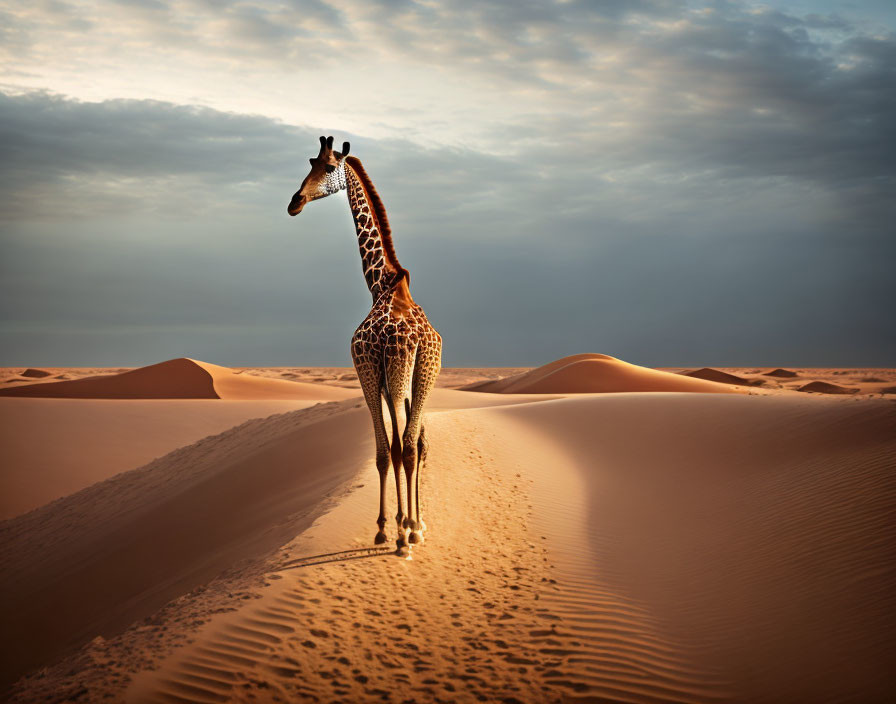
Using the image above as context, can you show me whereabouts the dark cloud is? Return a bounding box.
[0,92,305,218]
[0,0,894,365]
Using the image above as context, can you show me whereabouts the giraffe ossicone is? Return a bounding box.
[288,136,442,556]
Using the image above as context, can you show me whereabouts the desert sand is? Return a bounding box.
[1,356,895,703]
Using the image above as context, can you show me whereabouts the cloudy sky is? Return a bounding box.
[1,0,893,367]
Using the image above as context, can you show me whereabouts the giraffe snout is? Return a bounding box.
[287,193,306,216]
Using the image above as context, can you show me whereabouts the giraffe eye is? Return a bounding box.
[325,164,336,174]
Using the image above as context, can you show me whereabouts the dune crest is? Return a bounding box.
[465,354,742,394]
[0,358,355,401]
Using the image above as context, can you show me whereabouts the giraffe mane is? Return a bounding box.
[345,156,408,282]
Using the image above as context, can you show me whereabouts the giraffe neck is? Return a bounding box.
[344,157,407,302]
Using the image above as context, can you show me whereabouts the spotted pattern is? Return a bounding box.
[318,159,348,197]
[345,166,402,301]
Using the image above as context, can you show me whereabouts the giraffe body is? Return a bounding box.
[288,138,441,554]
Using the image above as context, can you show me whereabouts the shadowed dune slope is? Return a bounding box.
[0,400,371,690]
[485,394,896,702]
[0,358,356,400]
[465,353,742,394]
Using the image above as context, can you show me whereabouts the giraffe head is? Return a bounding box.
[287,136,350,216]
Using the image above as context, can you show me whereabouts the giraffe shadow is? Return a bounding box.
[276,546,394,571]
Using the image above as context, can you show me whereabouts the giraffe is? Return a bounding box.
[287,136,442,556]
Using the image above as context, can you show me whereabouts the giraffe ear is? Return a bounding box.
[341,141,350,157]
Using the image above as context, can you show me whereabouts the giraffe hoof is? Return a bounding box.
[408,530,423,544]
[374,531,388,545]
[396,543,410,558]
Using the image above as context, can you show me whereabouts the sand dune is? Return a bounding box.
[5,389,894,702]
[0,358,356,400]
[798,380,859,394]
[20,368,51,378]
[465,353,742,394]
[764,367,799,378]
[681,367,760,386]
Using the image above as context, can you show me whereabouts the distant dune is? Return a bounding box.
[464,353,742,394]
[0,358,356,400]
[20,368,52,378]
[682,367,760,386]
[764,367,799,378]
[798,380,859,395]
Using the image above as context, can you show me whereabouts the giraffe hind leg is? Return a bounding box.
[406,419,427,543]
[404,399,424,545]
[402,340,439,546]
[386,392,409,556]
